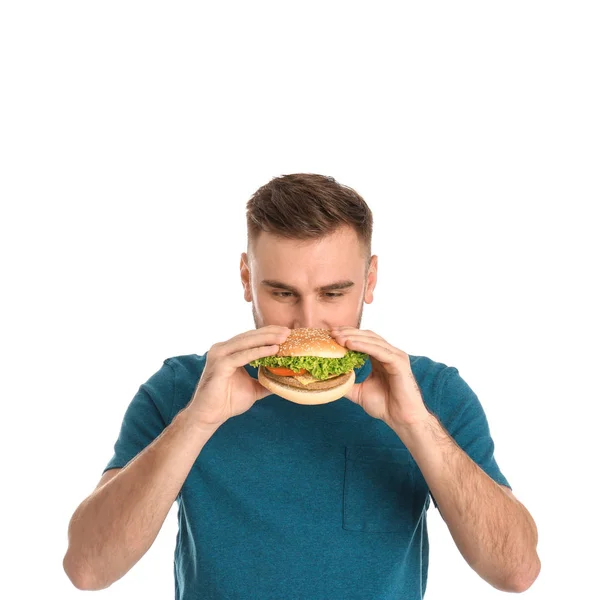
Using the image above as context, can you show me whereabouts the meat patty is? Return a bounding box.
[262,369,352,390]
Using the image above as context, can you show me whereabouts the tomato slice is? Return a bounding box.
[266,366,307,377]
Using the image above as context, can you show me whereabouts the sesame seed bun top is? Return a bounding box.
[276,327,347,359]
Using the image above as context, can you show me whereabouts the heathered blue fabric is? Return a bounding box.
[104,353,511,599]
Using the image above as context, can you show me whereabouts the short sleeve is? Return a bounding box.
[102,359,176,475]
[429,366,511,509]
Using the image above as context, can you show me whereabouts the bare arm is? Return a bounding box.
[63,325,289,591]
[63,406,221,591]
[391,414,540,593]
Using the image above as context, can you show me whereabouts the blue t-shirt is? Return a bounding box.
[104,353,511,599]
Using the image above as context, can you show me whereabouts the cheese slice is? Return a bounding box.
[293,372,340,386]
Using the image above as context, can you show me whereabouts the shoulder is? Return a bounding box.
[408,353,456,410]
[408,353,454,383]
[163,352,209,417]
[408,354,487,426]
[165,352,208,377]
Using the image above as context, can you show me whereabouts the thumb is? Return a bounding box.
[343,382,360,404]
[253,378,273,401]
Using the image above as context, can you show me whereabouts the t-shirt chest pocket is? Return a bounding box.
[343,445,427,533]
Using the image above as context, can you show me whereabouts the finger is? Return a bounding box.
[336,338,404,374]
[221,329,289,358]
[331,327,383,338]
[253,378,276,401]
[228,342,283,369]
[331,329,388,345]
[225,325,290,346]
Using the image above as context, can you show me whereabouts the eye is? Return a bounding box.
[272,292,344,299]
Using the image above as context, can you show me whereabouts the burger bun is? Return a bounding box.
[258,366,356,405]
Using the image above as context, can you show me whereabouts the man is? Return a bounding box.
[63,173,540,598]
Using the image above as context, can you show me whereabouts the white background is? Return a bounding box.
[1,1,598,598]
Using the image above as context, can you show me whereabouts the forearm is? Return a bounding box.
[64,406,221,590]
[391,413,540,593]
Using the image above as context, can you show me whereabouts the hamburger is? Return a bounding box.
[249,327,369,405]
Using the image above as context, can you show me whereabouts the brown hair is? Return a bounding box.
[246,173,373,269]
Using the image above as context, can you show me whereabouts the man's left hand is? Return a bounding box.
[330,327,431,428]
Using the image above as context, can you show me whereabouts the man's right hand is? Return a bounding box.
[63,328,290,590]
[186,325,290,427]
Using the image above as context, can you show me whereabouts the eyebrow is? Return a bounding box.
[260,279,355,294]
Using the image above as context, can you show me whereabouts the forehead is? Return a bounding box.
[250,226,364,278]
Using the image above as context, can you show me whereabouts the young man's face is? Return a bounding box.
[240,225,377,330]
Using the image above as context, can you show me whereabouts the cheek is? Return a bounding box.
[254,293,285,319]
[329,296,362,318]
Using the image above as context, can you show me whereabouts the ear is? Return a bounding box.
[240,252,252,302]
[364,255,378,304]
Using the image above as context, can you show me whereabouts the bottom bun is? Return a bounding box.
[258,366,356,405]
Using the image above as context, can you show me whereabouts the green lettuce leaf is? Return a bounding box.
[249,350,368,380]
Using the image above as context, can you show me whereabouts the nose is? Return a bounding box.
[291,298,323,330]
